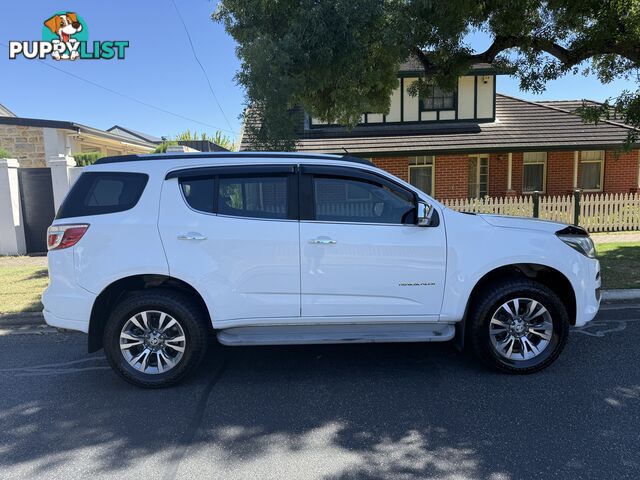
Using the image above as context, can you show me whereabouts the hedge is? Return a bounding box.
[72,152,105,166]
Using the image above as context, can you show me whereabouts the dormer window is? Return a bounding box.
[420,85,455,111]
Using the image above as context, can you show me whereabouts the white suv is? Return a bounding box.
[43,153,601,387]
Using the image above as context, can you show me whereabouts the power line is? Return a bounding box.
[169,0,237,134]
[0,41,236,134]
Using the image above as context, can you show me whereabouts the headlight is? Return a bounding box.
[557,234,596,258]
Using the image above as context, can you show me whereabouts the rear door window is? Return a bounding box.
[56,172,148,219]
[218,175,288,219]
[180,177,215,213]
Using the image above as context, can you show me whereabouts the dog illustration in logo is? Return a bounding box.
[44,12,83,60]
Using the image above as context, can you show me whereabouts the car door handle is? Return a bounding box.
[308,238,337,245]
[177,233,207,241]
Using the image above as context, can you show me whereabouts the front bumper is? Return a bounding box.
[574,258,601,327]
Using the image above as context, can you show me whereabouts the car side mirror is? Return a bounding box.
[417,201,432,227]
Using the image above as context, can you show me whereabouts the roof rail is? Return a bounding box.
[93,151,374,166]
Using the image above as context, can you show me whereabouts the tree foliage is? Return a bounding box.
[214,0,640,150]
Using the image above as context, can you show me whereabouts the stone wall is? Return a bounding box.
[0,125,46,167]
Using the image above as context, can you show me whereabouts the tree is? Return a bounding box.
[214,0,640,150]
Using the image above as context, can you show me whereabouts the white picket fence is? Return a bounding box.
[442,193,640,233]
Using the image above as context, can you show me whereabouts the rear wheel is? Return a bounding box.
[103,289,209,388]
[468,279,569,374]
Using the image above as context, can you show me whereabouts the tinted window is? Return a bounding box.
[313,176,415,224]
[180,177,215,213]
[218,176,288,219]
[56,172,148,219]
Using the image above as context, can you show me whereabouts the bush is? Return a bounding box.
[154,141,178,153]
[72,152,104,166]
[0,147,13,158]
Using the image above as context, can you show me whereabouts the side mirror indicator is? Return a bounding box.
[417,201,432,227]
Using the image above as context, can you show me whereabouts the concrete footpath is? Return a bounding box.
[592,231,640,243]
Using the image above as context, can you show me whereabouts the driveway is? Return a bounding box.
[0,304,639,480]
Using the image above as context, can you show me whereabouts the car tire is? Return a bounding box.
[103,289,209,388]
[468,278,569,374]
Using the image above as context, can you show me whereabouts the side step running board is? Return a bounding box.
[217,323,455,346]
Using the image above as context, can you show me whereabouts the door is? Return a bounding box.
[158,165,300,323]
[299,165,446,318]
[18,168,55,253]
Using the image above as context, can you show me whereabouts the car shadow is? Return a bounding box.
[0,326,638,479]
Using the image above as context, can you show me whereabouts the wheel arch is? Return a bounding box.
[455,263,576,350]
[88,274,212,353]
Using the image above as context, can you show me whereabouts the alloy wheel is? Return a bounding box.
[119,310,186,374]
[489,298,554,361]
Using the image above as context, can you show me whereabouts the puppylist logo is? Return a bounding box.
[9,12,129,61]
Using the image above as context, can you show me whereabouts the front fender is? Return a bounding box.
[440,211,587,323]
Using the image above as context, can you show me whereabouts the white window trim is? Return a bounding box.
[522,152,547,194]
[468,154,489,199]
[408,156,435,197]
[579,150,605,192]
[408,164,435,196]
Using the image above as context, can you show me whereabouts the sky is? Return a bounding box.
[1,1,636,144]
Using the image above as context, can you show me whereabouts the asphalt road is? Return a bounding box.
[0,304,639,480]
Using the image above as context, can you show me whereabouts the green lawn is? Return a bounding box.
[0,257,48,314]
[596,242,640,290]
[0,243,639,314]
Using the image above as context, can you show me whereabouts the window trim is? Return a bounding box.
[300,164,417,225]
[419,85,457,112]
[408,156,435,197]
[579,150,605,193]
[166,164,295,180]
[522,152,548,194]
[468,155,489,199]
[176,167,298,221]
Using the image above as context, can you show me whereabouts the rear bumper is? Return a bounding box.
[42,248,95,334]
[41,283,95,334]
[43,309,90,333]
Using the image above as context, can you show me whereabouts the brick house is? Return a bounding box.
[240,61,639,199]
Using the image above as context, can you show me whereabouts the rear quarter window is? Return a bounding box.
[56,172,148,219]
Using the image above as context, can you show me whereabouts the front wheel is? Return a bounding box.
[103,289,209,388]
[468,279,569,374]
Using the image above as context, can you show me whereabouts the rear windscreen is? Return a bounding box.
[56,172,148,219]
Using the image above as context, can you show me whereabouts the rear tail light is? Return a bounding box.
[47,224,89,251]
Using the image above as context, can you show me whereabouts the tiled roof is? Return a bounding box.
[269,95,637,155]
[535,99,601,111]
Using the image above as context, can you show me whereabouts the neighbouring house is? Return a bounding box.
[0,110,156,167]
[108,125,229,152]
[240,59,640,199]
[0,102,17,118]
[107,125,163,145]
